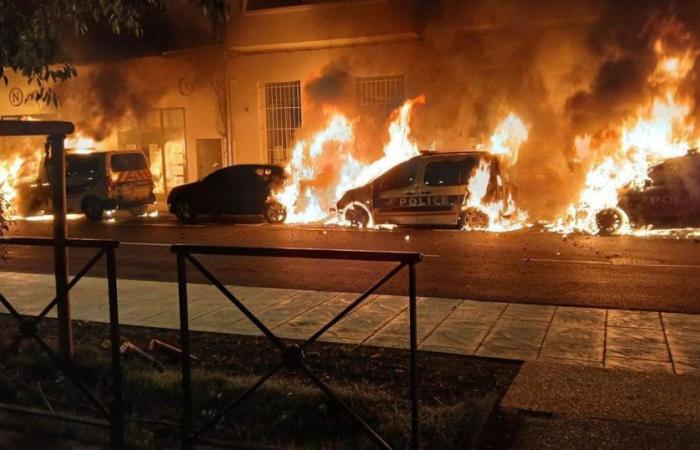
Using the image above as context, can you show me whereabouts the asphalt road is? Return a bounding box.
[3,212,700,314]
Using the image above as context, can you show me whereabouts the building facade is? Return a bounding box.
[1,0,598,199]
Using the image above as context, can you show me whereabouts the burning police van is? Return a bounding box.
[336,150,517,228]
[17,150,156,221]
[595,149,700,235]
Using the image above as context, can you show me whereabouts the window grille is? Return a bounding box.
[264,81,302,164]
[356,75,404,107]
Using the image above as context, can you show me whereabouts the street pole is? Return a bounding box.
[49,134,73,361]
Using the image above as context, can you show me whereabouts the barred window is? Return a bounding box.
[356,75,404,107]
[264,81,302,164]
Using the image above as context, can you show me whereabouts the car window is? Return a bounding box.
[111,153,147,172]
[66,154,102,178]
[205,168,231,186]
[423,157,480,186]
[377,159,418,190]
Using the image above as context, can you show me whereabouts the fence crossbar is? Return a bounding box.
[185,254,285,351]
[302,261,406,350]
[0,237,123,448]
[36,248,106,322]
[172,244,422,450]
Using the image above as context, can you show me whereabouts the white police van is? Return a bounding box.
[18,150,156,222]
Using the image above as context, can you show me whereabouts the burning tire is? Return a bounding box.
[264,201,287,224]
[596,207,628,236]
[459,207,490,230]
[174,198,197,223]
[343,203,370,228]
[82,197,104,222]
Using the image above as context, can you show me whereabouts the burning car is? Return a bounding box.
[596,149,700,235]
[167,164,287,223]
[17,150,156,221]
[336,150,516,228]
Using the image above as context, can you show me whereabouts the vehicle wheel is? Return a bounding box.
[82,198,104,222]
[459,207,490,229]
[596,207,628,236]
[343,204,370,228]
[174,198,197,223]
[264,201,287,224]
[129,206,149,217]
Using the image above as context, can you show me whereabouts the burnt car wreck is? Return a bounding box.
[336,150,516,229]
[167,164,287,223]
[596,149,700,234]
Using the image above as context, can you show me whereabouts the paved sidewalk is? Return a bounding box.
[1,271,699,376]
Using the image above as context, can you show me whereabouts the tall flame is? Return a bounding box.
[486,112,528,167]
[555,31,699,234]
[461,112,529,231]
[276,96,424,224]
[275,113,354,223]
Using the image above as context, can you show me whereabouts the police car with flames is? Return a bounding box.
[336,150,516,228]
[596,148,700,234]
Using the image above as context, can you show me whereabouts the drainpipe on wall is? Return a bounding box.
[223,48,235,166]
[226,78,237,166]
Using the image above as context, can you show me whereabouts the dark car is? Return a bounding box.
[167,164,287,223]
[336,150,515,228]
[596,149,700,234]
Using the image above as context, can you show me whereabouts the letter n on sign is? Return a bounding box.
[9,88,23,107]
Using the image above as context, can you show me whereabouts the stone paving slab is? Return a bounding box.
[274,292,371,339]
[323,295,409,344]
[364,297,460,349]
[1,271,699,376]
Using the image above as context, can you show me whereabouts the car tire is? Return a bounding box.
[129,206,149,217]
[343,204,370,228]
[264,201,287,224]
[459,207,489,229]
[82,198,104,222]
[174,198,197,223]
[596,207,628,236]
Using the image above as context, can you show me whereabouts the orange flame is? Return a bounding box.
[276,96,424,224]
[555,30,699,235]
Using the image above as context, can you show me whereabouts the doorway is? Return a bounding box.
[196,138,222,179]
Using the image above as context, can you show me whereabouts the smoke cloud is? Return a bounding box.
[288,1,700,221]
[58,66,152,142]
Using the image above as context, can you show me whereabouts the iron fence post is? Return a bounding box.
[177,252,194,450]
[49,134,73,361]
[409,262,419,449]
[106,247,124,449]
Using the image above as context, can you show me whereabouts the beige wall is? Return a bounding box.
[0,53,224,184]
[227,39,430,163]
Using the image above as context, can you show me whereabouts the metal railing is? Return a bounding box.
[0,237,124,448]
[172,244,423,449]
